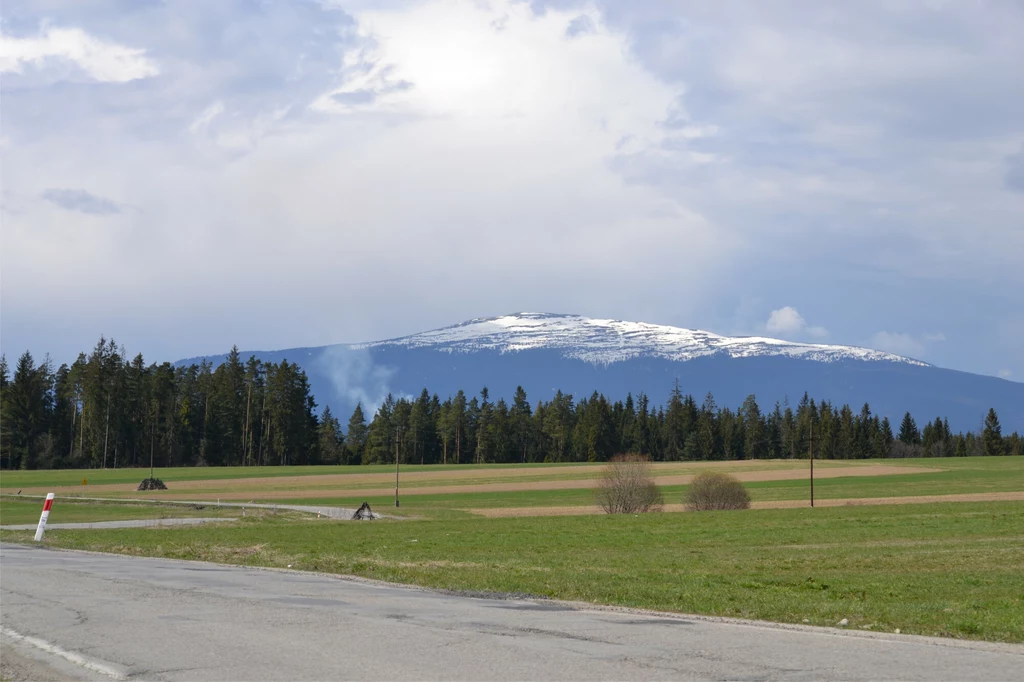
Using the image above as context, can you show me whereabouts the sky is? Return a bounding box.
[1,0,1022,381]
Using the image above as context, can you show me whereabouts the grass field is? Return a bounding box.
[4,458,1022,515]
[3,501,1021,642]
[0,461,588,489]
[2,456,1021,643]
[0,497,241,526]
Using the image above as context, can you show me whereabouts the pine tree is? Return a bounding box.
[741,394,764,460]
[510,386,532,463]
[474,387,494,464]
[343,404,367,464]
[318,406,344,464]
[983,408,1004,456]
[662,381,687,460]
[492,398,512,463]
[0,355,9,469]
[696,392,718,460]
[872,416,891,458]
[6,352,51,469]
[452,390,467,464]
[543,391,574,462]
[408,389,433,465]
[898,412,920,445]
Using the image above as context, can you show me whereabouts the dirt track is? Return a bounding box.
[468,491,1024,517]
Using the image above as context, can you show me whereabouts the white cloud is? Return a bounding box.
[998,369,1013,380]
[1,0,1021,385]
[765,306,828,340]
[1,0,730,360]
[188,102,225,135]
[870,330,950,359]
[0,26,158,82]
[765,307,804,334]
[312,0,682,160]
[870,331,926,358]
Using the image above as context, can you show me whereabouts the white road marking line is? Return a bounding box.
[0,626,128,680]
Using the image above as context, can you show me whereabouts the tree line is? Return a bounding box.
[1,340,1020,470]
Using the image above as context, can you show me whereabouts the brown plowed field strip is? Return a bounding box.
[26,464,940,501]
[469,491,1024,517]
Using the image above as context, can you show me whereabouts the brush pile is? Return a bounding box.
[137,477,168,491]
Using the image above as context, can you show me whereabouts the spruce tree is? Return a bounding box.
[510,386,532,463]
[0,355,9,468]
[898,412,920,445]
[318,406,344,464]
[983,408,1003,456]
[345,404,368,464]
[662,381,686,460]
[740,395,765,460]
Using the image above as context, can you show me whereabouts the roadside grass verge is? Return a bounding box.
[5,501,1021,643]
[0,498,240,526]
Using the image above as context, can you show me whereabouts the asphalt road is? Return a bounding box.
[1,544,1021,681]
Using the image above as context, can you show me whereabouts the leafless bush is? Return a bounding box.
[684,472,750,511]
[595,454,663,514]
[889,441,925,459]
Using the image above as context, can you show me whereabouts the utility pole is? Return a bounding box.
[810,421,814,508]
[395,426,401,508]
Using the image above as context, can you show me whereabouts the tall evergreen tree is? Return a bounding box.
[898,412,921,445]
[318,406,344,464]
[662,381,687,460]
[510,386,532,463]
[345,404,368,464]
[696,392,718,460]
[983,408,1004,456]
[741,394,765,460]
[6,352,51,469]
[0,355,10,469]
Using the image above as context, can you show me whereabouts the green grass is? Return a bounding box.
[2,457,1020,521]
[0,498,240,525]
[254,456,1023,513]
[5,501,1021,643]
[0,462,597,489]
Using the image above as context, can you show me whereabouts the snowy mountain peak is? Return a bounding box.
[363,313,928,367]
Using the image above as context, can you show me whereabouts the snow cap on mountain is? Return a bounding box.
[362,313,927,366]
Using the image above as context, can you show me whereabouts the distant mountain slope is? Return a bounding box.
[178,313,1023,432]
[360,313,927,365]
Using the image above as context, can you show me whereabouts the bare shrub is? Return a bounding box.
[890,441,925,459]
[595,454,663,514]
[684,472,750,511]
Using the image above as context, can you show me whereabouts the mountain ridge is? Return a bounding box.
[356,312,929,367]
[178,312,1022,433]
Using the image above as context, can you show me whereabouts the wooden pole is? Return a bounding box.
[810,421,814,508]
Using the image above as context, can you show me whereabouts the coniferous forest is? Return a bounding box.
[1,339,1020,470]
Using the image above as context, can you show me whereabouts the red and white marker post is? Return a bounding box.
[34,493,55,541]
